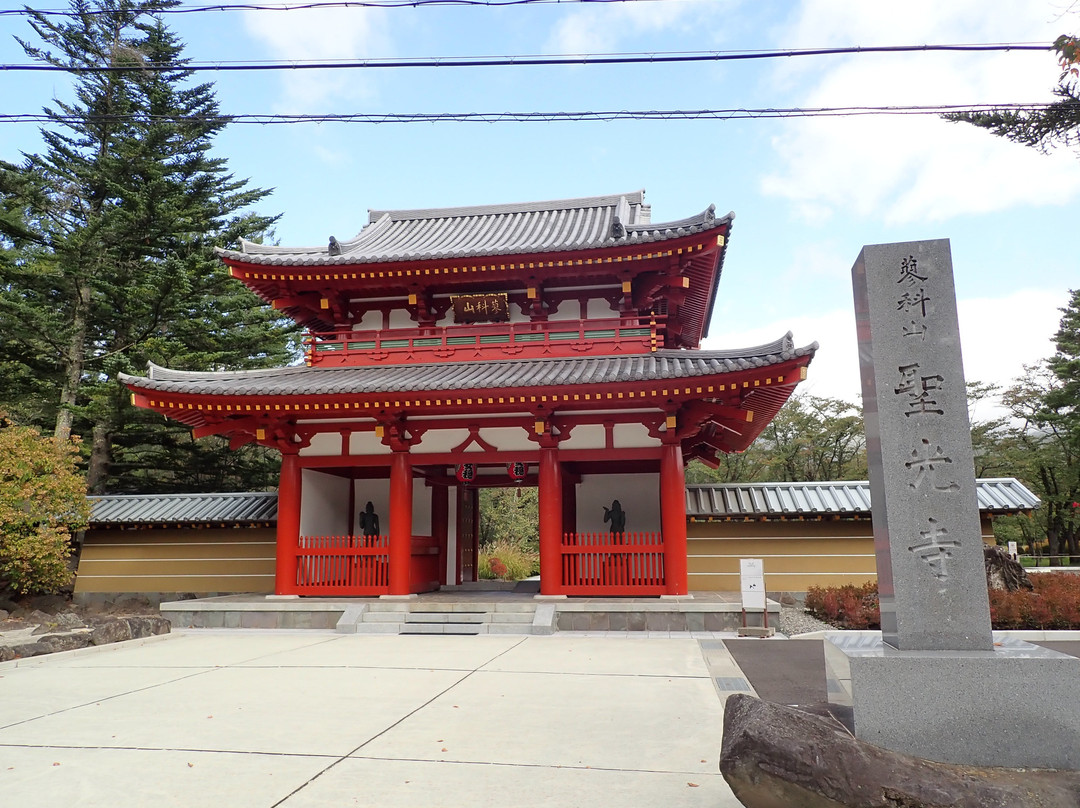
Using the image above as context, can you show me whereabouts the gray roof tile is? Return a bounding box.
[685,478,1040,518]
[120,337,815,397]
[216,191,731,267]
[90,491,278,525]
[88,478,1037,526]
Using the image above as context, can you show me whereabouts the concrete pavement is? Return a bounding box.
[0,631,752,807]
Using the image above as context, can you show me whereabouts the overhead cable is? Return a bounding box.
[0,43,1055,74]
[0,102,1068,125]
[4,0,672,17]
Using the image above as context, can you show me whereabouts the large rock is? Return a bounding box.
[985,544,1034,591]
[88,615,170,646]
[719,694,1080,808]
[36,632,91,653]
[89,619,133,646]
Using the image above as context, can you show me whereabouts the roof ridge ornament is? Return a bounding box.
[328,236,341,256]
[611,216,625,239]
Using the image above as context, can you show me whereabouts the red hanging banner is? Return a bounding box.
[506,461,528,481]
[456,463,476,483]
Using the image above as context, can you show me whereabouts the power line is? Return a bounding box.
[3,0,665,17]
[0,43,1054,74]
[0,103,1067,125]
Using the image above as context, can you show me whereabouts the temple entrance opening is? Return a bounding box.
[477,486,540,583]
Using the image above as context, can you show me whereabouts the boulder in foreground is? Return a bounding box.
[719,694,1080,808]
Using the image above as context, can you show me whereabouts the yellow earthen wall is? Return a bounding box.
[687,517,995,593]
[75,527,276,594]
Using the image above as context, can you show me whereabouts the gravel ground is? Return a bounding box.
[778,605,838,636]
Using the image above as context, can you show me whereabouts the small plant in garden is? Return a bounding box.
[478,540,539,580]
[805,582,880,630]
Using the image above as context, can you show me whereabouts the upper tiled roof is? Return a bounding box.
[120,336,815,397]
[89,491,277,525]
[685,478,1040,519]
[216,191,732,267]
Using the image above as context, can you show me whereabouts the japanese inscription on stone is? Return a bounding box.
[851,239,993,651]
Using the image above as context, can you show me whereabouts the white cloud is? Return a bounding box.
[761,1,1080,223]
[242,5,391,112]
[545,0,720,54]
[704,287,1065,412]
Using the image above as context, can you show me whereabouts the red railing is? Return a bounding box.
[557,531,666,596]
[295,534,390,596]
[304,316,663,367]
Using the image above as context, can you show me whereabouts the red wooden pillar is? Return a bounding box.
[275,452,301,595]
[389,450,413,595]
[538,446,563,595]
[660,441,689,595]
[431,480,449,586]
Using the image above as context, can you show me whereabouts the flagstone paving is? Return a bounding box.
[0,631,747,808]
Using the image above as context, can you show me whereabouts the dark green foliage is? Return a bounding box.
[686,393,866,484]
[479,486,539,552]
[945,35,1080,155]
[0,0,298,493]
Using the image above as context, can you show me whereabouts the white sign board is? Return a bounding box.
[740,558,766,611]
[1008,541,1018,560]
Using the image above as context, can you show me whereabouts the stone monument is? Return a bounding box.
[831,239,1080,769]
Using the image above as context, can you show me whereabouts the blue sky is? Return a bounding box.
[2,0,1078,413]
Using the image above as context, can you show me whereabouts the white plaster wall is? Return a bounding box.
[349,431,388,456]
[352,478,390,536]
[409,425,535,455]
[546,307,576,322]
[388,308,414,329]
[576,473,660,533]
[413,478,432,536]
[415,428,471,454]
[300,470,351,536]
[614,422,660,449]
[557,423,606,451]
[476,426,535,452]
[351,309,380,331]
[300,432,343,457]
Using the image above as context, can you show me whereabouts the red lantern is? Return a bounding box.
[456,463,476,483]
[507,461,527,481]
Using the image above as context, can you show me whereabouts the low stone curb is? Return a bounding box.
[0,615,171,662]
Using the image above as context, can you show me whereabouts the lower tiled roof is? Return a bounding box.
[685,478,1040,519]
[89,491,278,525]
[88,478,1037,526]
[120,336,816,397]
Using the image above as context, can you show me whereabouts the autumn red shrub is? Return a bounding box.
[806,582,880,629]
[488,557,508,579]
[809,573,1080,631]
[988,573,1080,630]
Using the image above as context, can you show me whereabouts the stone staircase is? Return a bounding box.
[336,600,555,636]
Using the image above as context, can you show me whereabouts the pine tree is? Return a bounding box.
[0,0,298,493]
[946,34,1080,154]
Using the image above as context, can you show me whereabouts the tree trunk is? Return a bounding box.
[86,420,111,494]
[54,277,91,443]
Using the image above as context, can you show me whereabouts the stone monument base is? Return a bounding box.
[827,632,1080,769]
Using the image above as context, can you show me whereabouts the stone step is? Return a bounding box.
[403,612,488,624]
[398,623,482,636]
